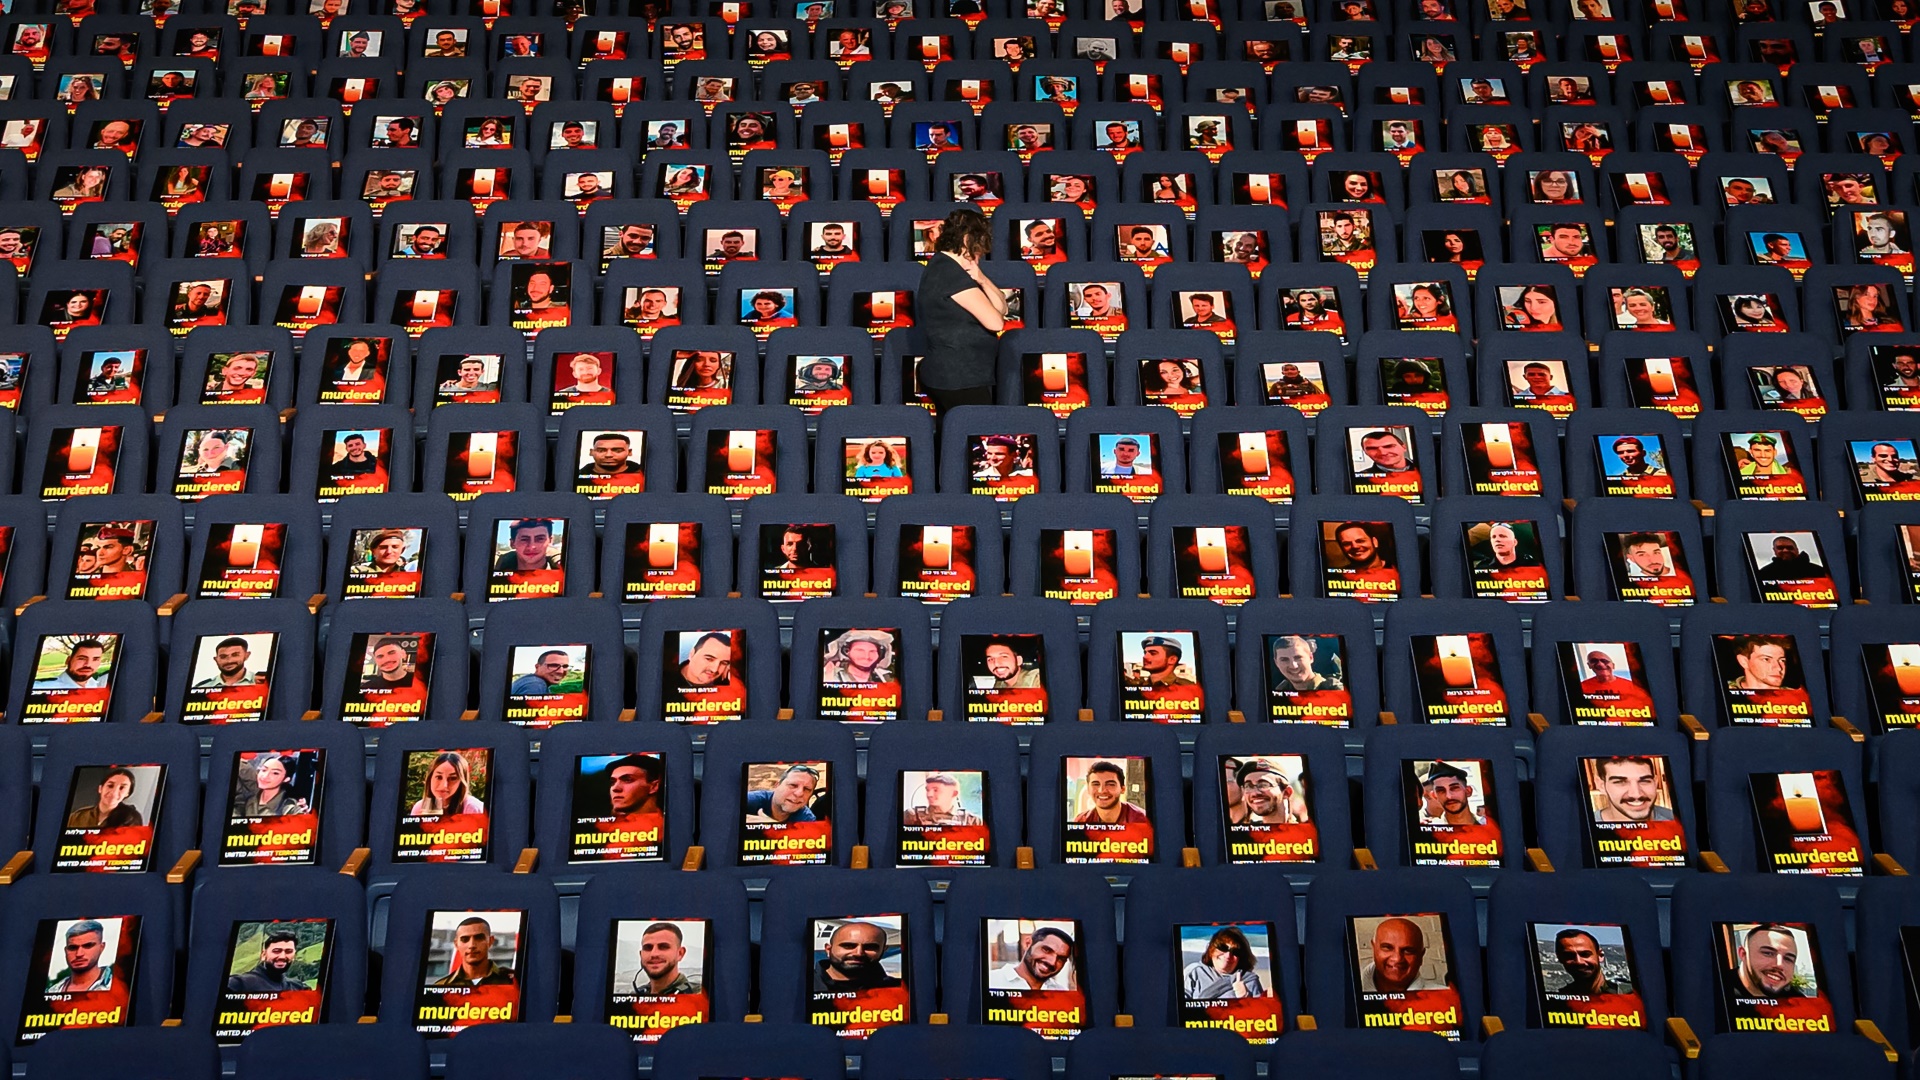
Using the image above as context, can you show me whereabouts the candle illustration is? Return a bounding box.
[1892,644,1920,696]
[67,427,101,474]
[1482,423,1515,469]
[467,432,497,480]
[1644,357,1677,396]
[1237,432,1269,476]
[1040,353,1069,392]
[727,430,757,473]
[1195,527,1229,573]
[1062,530,1093,578]
[228,523,264,568]
[922,525,952,569]
[1778,772,1826,833]
[1437,635,1476,688]
[647,523,679,569]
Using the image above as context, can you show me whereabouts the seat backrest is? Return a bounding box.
[1301,868,1484,1039]
[651,1022,844,1080]
[376,868,562,1032]
[940,867,1120,1033]
[787,597,932,727]
[234,1024,429,1080]
[162,598,316,726]
[1532,723,1701,873]
[0,872,176,1040]
[1705,727,1870,876]
[367,725,534,876]
[180,868,369,1039]
[697,723,859,869]
[443,1023,635,1080]
[318,598,471,726]
[475,599,624,726]
[1669,872,1855,1034]
[757,869,938,1033]
[1191,723,1354,871]
[1085,597,1232,724]
[1380,598,1532,726]
[1122,864,1304,1035]
[571,855,753,1033]
[1026,723,1185,866]
[1361,724,1525,871]
[6,599,159,724]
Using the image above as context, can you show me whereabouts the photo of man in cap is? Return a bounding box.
[1229,758,1310,824]
[902,772,983,825]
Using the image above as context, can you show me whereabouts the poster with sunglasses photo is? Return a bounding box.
[1462,520,1550,602]
[1558,641,1657,725]
[741,761,831,865]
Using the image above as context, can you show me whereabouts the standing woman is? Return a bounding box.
[914,208,1006,417]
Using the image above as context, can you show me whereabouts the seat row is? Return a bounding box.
[8,859,1920,1067]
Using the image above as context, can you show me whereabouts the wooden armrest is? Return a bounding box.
[1690,499,1715,519]
[1665,1017,1701,1059]
[306,593,327,615]
[1526,712,1550,735]
[513,848,538,874]
[459,710,478,721]
[141,711,165,724]
[301,710,321,721]
[161,1018,181,1027]
[1227,710,1246,724]
[851,844,870,869]
[1077,708,1094,722]
[1016,846,1035,869]
[1830,715,1866,743]
[1378,711,1398,725]
[1115,1014,1134,1027]
[1856,1019,1901,1063]
[166,849,202,884]
[1481,1016,1505,1038]
[357,1016,378,1024]
[339,848,370,878]
[681,845,705,871]
[448,592,464,603]
[156,593,189,616]
[927,709,943,722]
[1700,851,1731,873]
[1295,1015,1318,1032]
[0,850,32,884]
[1875,853,1909,876]
[1353,847,1379,870]
[589,592,603,599]
[776,708,794,721]
[1526,848,1555,872]
[1678,714,1710,741]
[929,1013,948,1025]
[14,595,43,616]
[279,407,298,423]
[744,1014,762,1023]
[554,1015,571,1023]
[1181,847,1201,868]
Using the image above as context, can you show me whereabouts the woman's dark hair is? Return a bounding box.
[935,208,993,258]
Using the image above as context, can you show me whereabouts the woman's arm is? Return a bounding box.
[947,253,1009,332]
